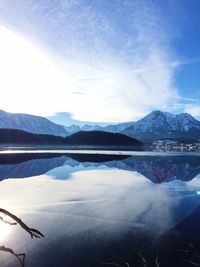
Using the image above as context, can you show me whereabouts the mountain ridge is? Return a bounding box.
[122,110,200,143]
[0,109,68,136]
[1,109,200,143]
[64,110,200,143]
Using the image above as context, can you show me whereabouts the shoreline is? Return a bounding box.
[0,149,200,156]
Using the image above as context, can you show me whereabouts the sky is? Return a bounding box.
[0,0,200,125]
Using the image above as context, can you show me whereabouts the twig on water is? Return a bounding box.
[0,245,25,267]
[0,208,44,238]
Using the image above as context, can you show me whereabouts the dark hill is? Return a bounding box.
[65,131,143,146]
[0,128,64,144]
[0,128,143,147]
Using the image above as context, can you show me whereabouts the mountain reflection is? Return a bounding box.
[0,152,200,183]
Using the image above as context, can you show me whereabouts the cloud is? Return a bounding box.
[0,0,180,122]
[184,104,200,117]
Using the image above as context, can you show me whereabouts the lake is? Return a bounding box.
[0,151,200,267]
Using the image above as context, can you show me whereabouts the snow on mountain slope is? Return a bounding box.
[175,113,200,131]
[50,110,200,142]
[67,111,200,136]
[123,110,200,135]
[99,121,136,133]
[64,124,81,135]
[121,110,200,142]
[0,110,67,136]
[1,109,200,142]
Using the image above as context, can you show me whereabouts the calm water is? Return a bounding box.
[0,152,200,267]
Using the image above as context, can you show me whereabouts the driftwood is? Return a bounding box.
[0,208,44,267]
[0,208,44,238]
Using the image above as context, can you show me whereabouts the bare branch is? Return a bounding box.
[0,208,44,238]
[0,245,25,267]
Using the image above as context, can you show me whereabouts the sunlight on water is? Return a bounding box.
[0,219,11,242]
[0,168,200,237]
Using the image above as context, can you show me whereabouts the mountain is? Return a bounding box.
[122,111,200,143]
[0,128,143,147]
[58,111,200,143]
[72,122,135,133]
[81,124,102,131]
[98,122,135,133]
[0,110,67,136]
[64,124,81,135]
[2,109,200,143]
[64,124,103,135]
[124,110,200,133]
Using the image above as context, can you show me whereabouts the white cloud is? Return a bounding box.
[0,1,180,122]
[184,104,200,117]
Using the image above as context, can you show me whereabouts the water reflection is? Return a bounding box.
[0,220,11,242]
[0,153,200,183]
[0,152,200,266]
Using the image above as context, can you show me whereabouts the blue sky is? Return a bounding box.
[0,0,200,125]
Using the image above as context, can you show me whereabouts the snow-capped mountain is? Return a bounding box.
[64,111,200,142]
[81,124,101,131]
[1,109,200,143]
[63,110,200,142]
[133,110,200,133]
[67,122,135,134]
[122,110,200,142]
[0,110,67,136]
[64,124,81,135]
[64,123,134,135]
[98,121,136,133]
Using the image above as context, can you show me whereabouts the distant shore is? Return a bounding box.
[0,144,144,151]
[0,148,200,157]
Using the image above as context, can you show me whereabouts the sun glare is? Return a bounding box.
[0,26,69,116]
[0,219,11,242]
